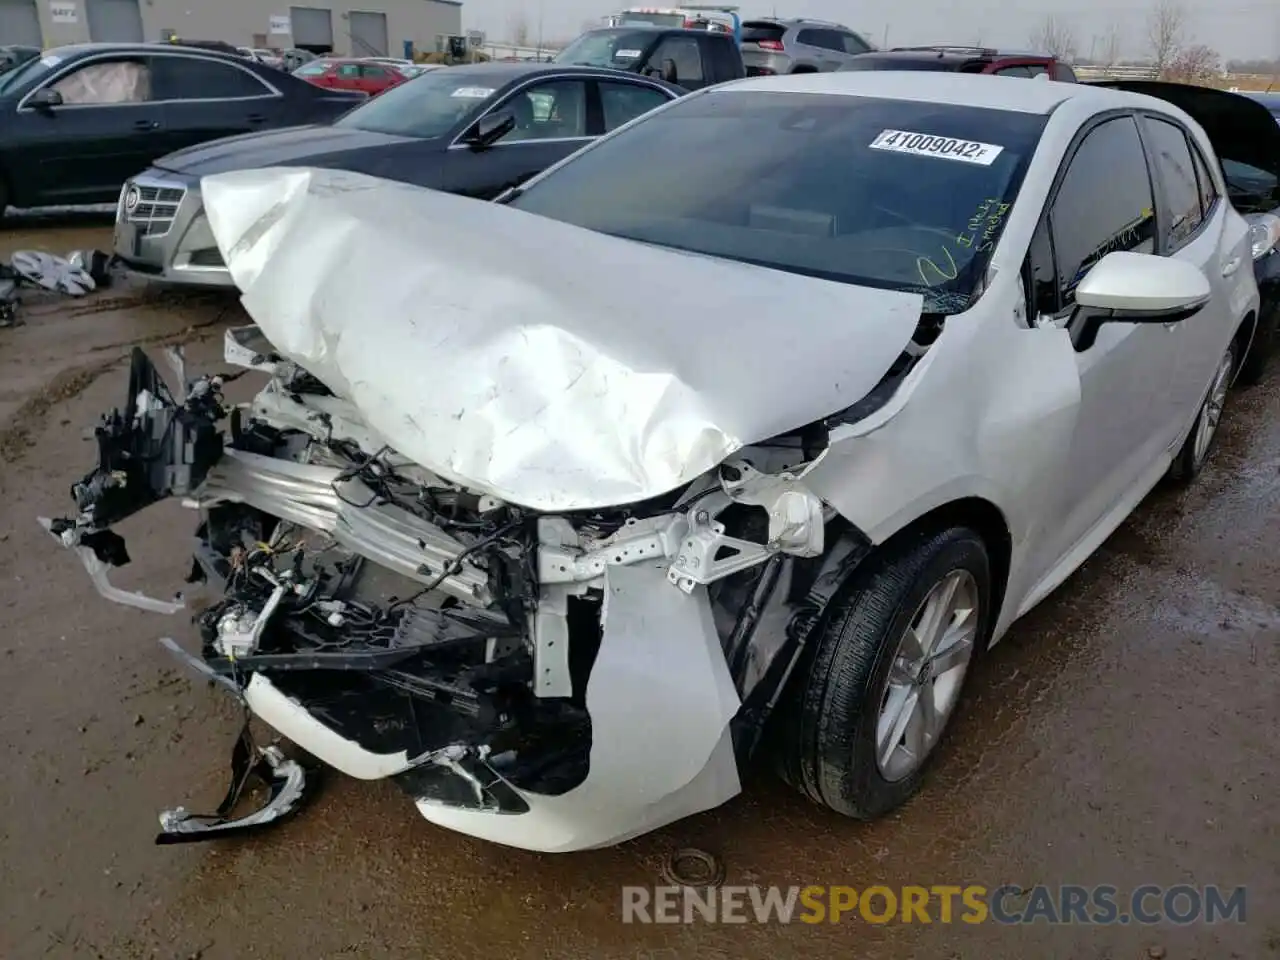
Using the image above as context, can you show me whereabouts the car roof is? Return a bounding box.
[718,70,1153,115]
[437,61,670,82]
[41,41,249,64]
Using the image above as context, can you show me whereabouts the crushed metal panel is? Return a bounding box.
[417,562,742,852]
[199,166,923,511]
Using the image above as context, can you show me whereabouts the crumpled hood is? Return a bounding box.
[200,166,923,511]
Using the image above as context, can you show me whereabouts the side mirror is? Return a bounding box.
[465,109,515,151]
[1071,251,1211,351]
[660,57,679,84]
[28,87,63,110]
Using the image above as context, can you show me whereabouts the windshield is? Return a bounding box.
[509,91,1046,314]
[554,29,656,67]
[334,69,501,138]
[0,51,59,94]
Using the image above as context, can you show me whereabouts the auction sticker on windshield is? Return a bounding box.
[451,87,495,98]
[869,129,1004,166]
[615,49,643,58]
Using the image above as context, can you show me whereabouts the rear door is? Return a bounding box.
[150,52,285,153]
[1136,113,1246,418]
[439,77,593,200]
[11,54,162,204]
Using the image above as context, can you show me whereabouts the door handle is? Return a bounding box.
[1222,256,1242,278]
[246,113,267,123]
[133,119,159,130]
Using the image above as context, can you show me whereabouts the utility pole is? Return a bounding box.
[881,23,889,48]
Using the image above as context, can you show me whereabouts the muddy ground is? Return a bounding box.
[0,217,1277,960]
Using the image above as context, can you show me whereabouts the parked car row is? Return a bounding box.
[42,69,1280,853]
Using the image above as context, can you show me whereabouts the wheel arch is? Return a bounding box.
[789,64,818,73]
[871,496,1013,650]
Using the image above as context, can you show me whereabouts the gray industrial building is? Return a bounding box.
[0,0,463,58]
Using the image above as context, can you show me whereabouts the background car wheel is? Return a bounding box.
[775,526,991,819]
[1237,301,1279,386]
[1169,340,1236,484]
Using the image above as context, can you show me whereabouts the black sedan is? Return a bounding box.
[114,62,682,288]
[0,43,365,214]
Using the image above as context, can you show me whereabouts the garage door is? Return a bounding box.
[289,6,334,49]
[0,0,41,48]
[85,0,144,42]
[348,11,388,57]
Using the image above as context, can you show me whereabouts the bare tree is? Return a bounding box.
[1164,43,1221,83]
[508,11,531,46]
[1099,22,1123,69]
[1147,0,1186,76]
[1029,15,1078,61]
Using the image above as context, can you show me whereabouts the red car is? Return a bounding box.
[293,57,406,95]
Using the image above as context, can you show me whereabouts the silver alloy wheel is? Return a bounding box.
[875,569,980,783]
[1192,347,1234,467]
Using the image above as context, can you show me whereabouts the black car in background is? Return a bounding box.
[0,43,366,214]
[116,62,682,287]
[0,45,40,75]
[553,27,746,90]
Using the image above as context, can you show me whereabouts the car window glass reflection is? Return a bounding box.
[52,59,151,104]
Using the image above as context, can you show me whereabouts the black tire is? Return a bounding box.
[1237,300,1279,386]
[775,526,991,819]
[1168,339,1237,485]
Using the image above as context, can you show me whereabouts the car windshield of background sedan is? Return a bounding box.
[554,29,656,68]
[332,68,501,138]
[509,91,1048,314]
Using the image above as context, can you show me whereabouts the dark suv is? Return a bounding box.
[840,45,1078,81]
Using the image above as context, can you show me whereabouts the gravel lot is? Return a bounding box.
[1,218,1277,960]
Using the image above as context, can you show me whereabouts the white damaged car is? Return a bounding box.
[44,72,1259,852]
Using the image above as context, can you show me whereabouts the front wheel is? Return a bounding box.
[776,526,991,819]
[1237,299,1279,386]
[1168,339,1236,485]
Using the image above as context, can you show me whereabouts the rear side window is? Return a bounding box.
[1142,117,1204,249]
[838,31,872,54]
[294,61,329,76]
[599,81,670,132]
[1049,116,1156,306]
[150,55,272,100]
[994,65,1035,77]
[1190,143,1222,215]
[1052,62,1077,82]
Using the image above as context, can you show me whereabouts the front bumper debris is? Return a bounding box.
[40,335,855,852]
[156,723,307,845]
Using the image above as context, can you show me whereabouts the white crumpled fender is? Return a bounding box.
[200,166,923,511]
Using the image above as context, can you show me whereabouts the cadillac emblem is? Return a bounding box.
[123,185,140,212]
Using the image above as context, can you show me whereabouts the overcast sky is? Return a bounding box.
[461,0,1279,61]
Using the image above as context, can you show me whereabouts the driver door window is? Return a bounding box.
[1048,116,1156,308]
[495,80,588,143]
[647,37,703,85]
[50,58,152,104]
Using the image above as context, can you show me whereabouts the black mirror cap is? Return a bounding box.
[466,109,516,151]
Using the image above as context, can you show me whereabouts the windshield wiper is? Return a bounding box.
[494,186,525,205]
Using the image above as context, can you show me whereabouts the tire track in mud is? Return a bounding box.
[0,309,234,477]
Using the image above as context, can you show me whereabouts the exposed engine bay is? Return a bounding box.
[39,328,912,851]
